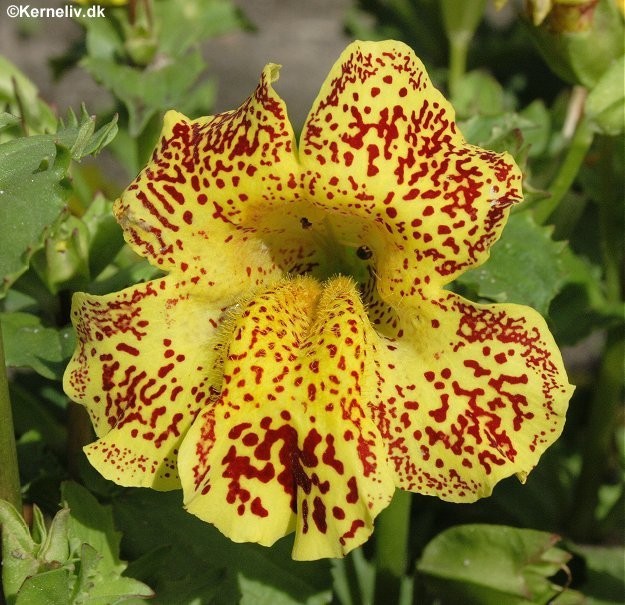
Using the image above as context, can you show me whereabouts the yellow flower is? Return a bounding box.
[64,40,573,560]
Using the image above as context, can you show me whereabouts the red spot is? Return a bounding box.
[116,343,140,356]
[346,476,358,503]
[158,363,174,378]
[464,359,491,378]
[183,211,193,224]
[333,506,346,520]
[229,423,252,439]
[322,435,344,474]
[339,519,365,546]
[312,496,327,533]
[251,497,269,518]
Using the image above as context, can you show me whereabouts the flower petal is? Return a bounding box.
[63,277,226,489]
[178,276,394,560]
[114,64,300,295]
[300,40,523,297]
[369,292,573,501]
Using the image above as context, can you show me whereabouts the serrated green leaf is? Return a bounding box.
[0,312,65,379]
[56,110,119,161]
[456,212,568,315]
[417,524,572,605]
[0,137,71,296]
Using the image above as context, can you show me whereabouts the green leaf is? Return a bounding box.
[417,524,572,605]
[39,508,71,565]
[0,499,38,603]
[56,108,119,161]
[154,0,250,58]
[15,568,71,605]
[456,212,568,315]
[0,137,71,296]
[0,56,57,139]
[453,70,507,119]
[81,52,206,136]
[586,54,625,136]
[30,215,91,295]
[112,489,332,605]
[569,545,625,605]
[82,194,125,279]
[62,481,125,576]
[0,312,65,379]
[61,482,154,603]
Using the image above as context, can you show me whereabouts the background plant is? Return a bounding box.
[0,1,623,603]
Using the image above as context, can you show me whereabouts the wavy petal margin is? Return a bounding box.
[178,277,394,560]
[63,277,226,489]
[63,40,572,560]
[301,40,523,300]
[369,292,573,500]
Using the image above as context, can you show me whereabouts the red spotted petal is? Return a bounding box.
[63,277,227,488]
[114,64,299,293]
[178,277,394,560]
[369,291,573,501]
[300,40,523,299]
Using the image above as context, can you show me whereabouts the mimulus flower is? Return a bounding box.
[64,40,573,560]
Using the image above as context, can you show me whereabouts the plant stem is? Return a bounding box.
[568,328,624,540]
[373,489,412,605]
[447,34,471,98]
[534,116,594,225]
[441,0,486,97]
[0,322,21,512]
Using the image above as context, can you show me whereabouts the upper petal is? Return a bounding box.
[369,292,573,501]
[300,40,523,299]
[63,277,227,489]
[178,276,394,560]
[114,64,300,295]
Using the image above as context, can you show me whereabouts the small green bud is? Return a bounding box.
[526,0,624,87]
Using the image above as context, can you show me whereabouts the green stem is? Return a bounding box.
[447,34,470,98]
[373,490,412,605]
[0,322,21,511]
[441,0,486,97]
[568,329,624,540]
[534,117,594,225]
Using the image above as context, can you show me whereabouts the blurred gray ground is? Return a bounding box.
[0,0,352,129]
